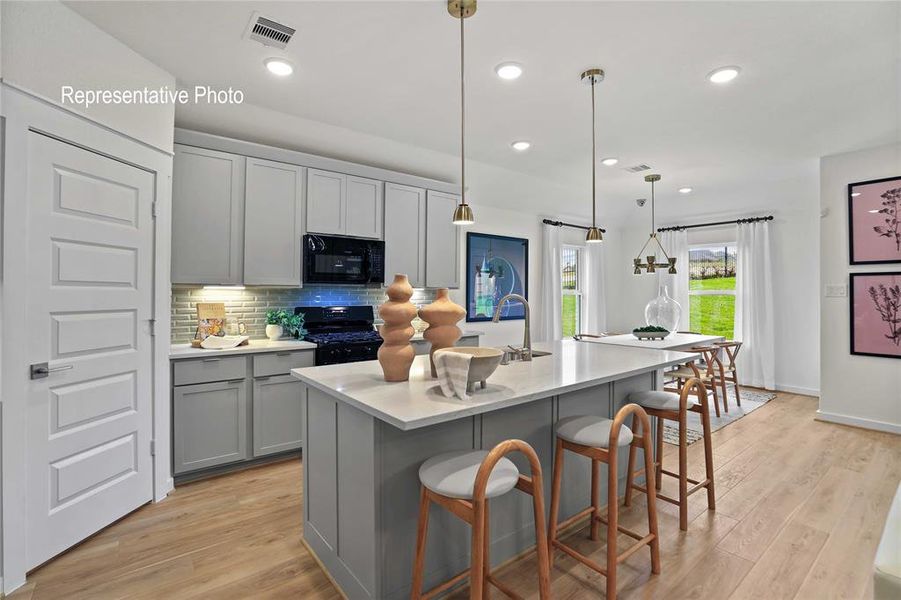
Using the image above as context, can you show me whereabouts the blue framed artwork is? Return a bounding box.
[466,232,529,322]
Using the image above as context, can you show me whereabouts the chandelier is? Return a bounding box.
[633,174,677,275]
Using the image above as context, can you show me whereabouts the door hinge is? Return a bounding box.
[148,319,156,337]
[151,201,158,218]
[150,440,156,457]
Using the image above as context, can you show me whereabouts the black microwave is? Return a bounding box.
[303,234,385,285]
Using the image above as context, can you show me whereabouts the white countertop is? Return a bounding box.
[291,339,696,431]
[591,333,724,351]
[170,339,317,359]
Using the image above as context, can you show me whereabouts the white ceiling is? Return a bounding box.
[67,1,900,223]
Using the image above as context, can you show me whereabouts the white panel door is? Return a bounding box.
[306,169,345,235]
[244,158,305,285]
[25,132,154,569]
[384,183,426,287]
[425,190,461,288]
[345,176,384,239]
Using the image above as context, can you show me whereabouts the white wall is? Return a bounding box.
[1,1,175,152]
[819,144,901,433]
[605,169,821,395]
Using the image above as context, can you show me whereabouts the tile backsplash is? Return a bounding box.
[171,285,438,343]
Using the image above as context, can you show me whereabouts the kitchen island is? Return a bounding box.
[291,339,695,600]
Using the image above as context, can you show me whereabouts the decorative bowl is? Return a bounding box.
[439,347,504,393]
[632,330,670,340]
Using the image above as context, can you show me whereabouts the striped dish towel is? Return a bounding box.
[434,349,473,400]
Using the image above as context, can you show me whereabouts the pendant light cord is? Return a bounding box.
[591,78,596,227]
[650,178,655,233]
[460,12,466,207]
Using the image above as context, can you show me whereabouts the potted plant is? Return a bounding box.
[283,312,308,339]
[265,309,288,340]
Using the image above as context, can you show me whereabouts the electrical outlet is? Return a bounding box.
[825,284,847,298]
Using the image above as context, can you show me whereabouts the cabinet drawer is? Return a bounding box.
[174,356,247,386]
[253,350,315,377]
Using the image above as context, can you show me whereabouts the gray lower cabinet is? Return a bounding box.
[173,380,248,474]
[253,375,305,457]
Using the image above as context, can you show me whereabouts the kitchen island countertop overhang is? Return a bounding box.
[290,339,697,430]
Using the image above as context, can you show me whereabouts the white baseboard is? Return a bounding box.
[775,384,820,397]
[816,410,901,435]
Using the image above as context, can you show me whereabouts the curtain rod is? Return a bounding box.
[542,219,607,233]
[657,215,773,232]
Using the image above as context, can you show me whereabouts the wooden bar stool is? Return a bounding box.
[665,346,727,416]
[547,404,660,600]
[411,440,551,600]
[625,379,716,531]
[714,341,743,407]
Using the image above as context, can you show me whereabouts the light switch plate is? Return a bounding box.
[825,284,847,297]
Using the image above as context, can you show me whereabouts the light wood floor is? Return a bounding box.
[8,392,900,600]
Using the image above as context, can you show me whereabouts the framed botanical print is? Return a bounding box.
[465,232,528,322]
[850,272,901,359]
[848,176,901,264]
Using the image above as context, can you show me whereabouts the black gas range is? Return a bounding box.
[296,305,383,366]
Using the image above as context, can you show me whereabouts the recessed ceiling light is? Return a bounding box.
[706,66,740,84]
[851,192,861,197]
[678,187,693,194]
[511,140,531,151]
[601,157,619,166]
[264,58,294,76]
[495,62,523,80]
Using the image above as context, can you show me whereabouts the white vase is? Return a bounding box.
[645,285,682,334]
[265,324,283,341]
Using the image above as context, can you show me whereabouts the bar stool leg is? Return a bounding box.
[411,487,430,600]
[482,502,491,599]
[640,425,661,575]
[547,437,565,569]
[470,499,486,600]
[700,398,716,511]
[530,466,552,600]
[624,415,638,507]
[678,408,689,531]
[606,446,619,600]
[655,416,664,491]
[590,459,600,541]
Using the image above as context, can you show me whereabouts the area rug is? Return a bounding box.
[662,387,776,446]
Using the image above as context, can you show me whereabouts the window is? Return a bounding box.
[688,245,737,338]
[561,245,582,337]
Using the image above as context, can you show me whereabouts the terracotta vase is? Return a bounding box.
[419,288,466,377]
[377,274,418,382]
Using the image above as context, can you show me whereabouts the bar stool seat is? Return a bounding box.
[630,389,698,411]
[419,450,519,500]
[555,415,633,448]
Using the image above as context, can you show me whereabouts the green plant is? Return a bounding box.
[633,325,669,333]
[266,309,289,326]
[283,313,308,339]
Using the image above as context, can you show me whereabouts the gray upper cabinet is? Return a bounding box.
[425,190,461,288]
[306,168,345,236]
[253,374,305,457]
[244,158,306,286]
[171,145,245,284]
[345,176,384,239]
[384,183,426,287]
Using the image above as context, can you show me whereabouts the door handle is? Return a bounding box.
[30,362,74,380]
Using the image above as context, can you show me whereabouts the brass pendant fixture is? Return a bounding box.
[450,0,476,225]
[581,68,604,243]
[633,174,677,274]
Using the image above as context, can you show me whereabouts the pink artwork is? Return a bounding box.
[849,176,901,264]
[851,272,901,359]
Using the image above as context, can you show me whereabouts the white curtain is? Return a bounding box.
[584,241,607,334]
[538,225,562,341]
[734,221,775,389]
[656,229,690,331]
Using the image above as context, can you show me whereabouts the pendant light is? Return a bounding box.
[450,0,475,225]
[633,174,677,274]
[582,68,604,243]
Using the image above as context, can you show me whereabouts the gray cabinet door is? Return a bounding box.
[173,380,248,474]
[253,375,304,457]
[172,145,245,284]
[345,176,384,239]
[425,190,461,288]
[384,183,426,287]
[244,158,305,285]
[306,169,345,235]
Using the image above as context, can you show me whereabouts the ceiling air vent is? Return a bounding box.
[244,13,295,49]
[624,164,652,173]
